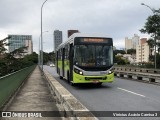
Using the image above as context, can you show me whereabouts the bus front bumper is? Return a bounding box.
[73,71,114,83]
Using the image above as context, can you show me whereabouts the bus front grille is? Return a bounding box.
[85,77,107,80]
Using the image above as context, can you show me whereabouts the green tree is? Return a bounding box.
[127,49,136,55]
[0,37,11,58]
[48,51,55,63]
[140,11,160,68]
[114,56,129,65]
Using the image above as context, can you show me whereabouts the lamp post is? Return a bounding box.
[41,0,48,72]
[39,31,48,66]
[141,3,157,69]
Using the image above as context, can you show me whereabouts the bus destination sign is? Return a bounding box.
[74,37,112,45]
[83,38,105,43]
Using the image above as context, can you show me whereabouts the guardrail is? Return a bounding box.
[0,65,36,110]
[44,70,98,120]
[114,66,160,84]
[114,66,160,74]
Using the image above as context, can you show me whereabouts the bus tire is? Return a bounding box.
[60,76,63,79]
[67,71,70,83]
[97,82,102,86]
[70,82,75,86]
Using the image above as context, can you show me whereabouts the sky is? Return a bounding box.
[0,0,160,53]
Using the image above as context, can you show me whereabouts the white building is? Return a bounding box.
[125,37,132,52]
[136,41,149,63]
[125,34,140,53]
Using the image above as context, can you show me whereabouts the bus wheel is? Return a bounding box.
[97,82,102,86]
[70,82,75,86]
[67,71,70,83]
[59,76,63,79]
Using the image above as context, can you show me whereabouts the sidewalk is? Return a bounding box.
[2,66,61,120]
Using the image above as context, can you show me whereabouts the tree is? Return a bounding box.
[10,46,28,58]
[127,49,136,55]
[48,51,55,63]
[140,12,160,68]
[0,37,11,58]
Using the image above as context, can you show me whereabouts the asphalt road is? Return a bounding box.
[44,65,160,120]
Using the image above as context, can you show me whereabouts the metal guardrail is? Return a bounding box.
[114,66,160,84]
[114,66,160,74]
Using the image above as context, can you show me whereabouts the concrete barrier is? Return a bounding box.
[43,70,98,120]
[114,70,160,84]
[114,66,160,74]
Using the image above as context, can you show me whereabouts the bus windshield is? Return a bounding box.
[74,45,113,67]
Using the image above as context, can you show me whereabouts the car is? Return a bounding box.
[50,64,55,67]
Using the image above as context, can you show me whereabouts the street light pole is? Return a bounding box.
[141,3,157,69]
[39,36,41,66]
[141,3,155,13]
[39,31,48,67]
[41,0,48,72]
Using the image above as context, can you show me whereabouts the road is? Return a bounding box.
[44,65,160,120]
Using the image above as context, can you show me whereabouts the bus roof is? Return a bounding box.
[56,33,112,51]
[69,33,111,39]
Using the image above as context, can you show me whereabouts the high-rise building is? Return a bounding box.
[132,34,140,49]
[54,30,62,51]
[8,35,33,57]
[125,34,140,53]
[136,38,149,63]
[68,30,79,38]
[125,37,132,52]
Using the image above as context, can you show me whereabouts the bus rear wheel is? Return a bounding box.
[59,76,63,79]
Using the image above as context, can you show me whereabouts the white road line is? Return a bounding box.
[117,87,146,97]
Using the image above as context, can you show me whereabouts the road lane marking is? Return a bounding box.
[117,87,146,97]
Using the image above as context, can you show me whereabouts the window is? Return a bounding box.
[74,45,113,67]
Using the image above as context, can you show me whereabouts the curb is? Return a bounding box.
[43,70,98,120]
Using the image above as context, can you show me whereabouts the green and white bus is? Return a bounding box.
[56,33,114,85]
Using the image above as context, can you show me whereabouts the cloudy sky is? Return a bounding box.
[0,0,159,53]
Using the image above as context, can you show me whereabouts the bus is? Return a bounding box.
[55,33,114,85]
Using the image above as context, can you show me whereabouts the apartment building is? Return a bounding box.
[125,34,140,53]
[136,38,149,63]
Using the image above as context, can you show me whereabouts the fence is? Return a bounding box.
[0,65,36,110]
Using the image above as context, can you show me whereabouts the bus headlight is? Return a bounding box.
[74,68,83,75]
[108,67,114,74]
[108,71,112,74]
[79,71,83,75]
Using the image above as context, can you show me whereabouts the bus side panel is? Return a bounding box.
[57,49,63,77]
[62,48,65,77]
[64,59,69,79]
[56,51,58,74]
[63,44,69,80]
[69,44,74,82]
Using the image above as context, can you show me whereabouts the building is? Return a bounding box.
[125,37,132,52]
[54,30,62,51]
[113,46,116,50]
[8,35,33,57]
[125,34,140,53]
[68,30,79,38]
[136,39,149,63]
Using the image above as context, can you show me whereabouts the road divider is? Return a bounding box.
[114,67,160,85]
